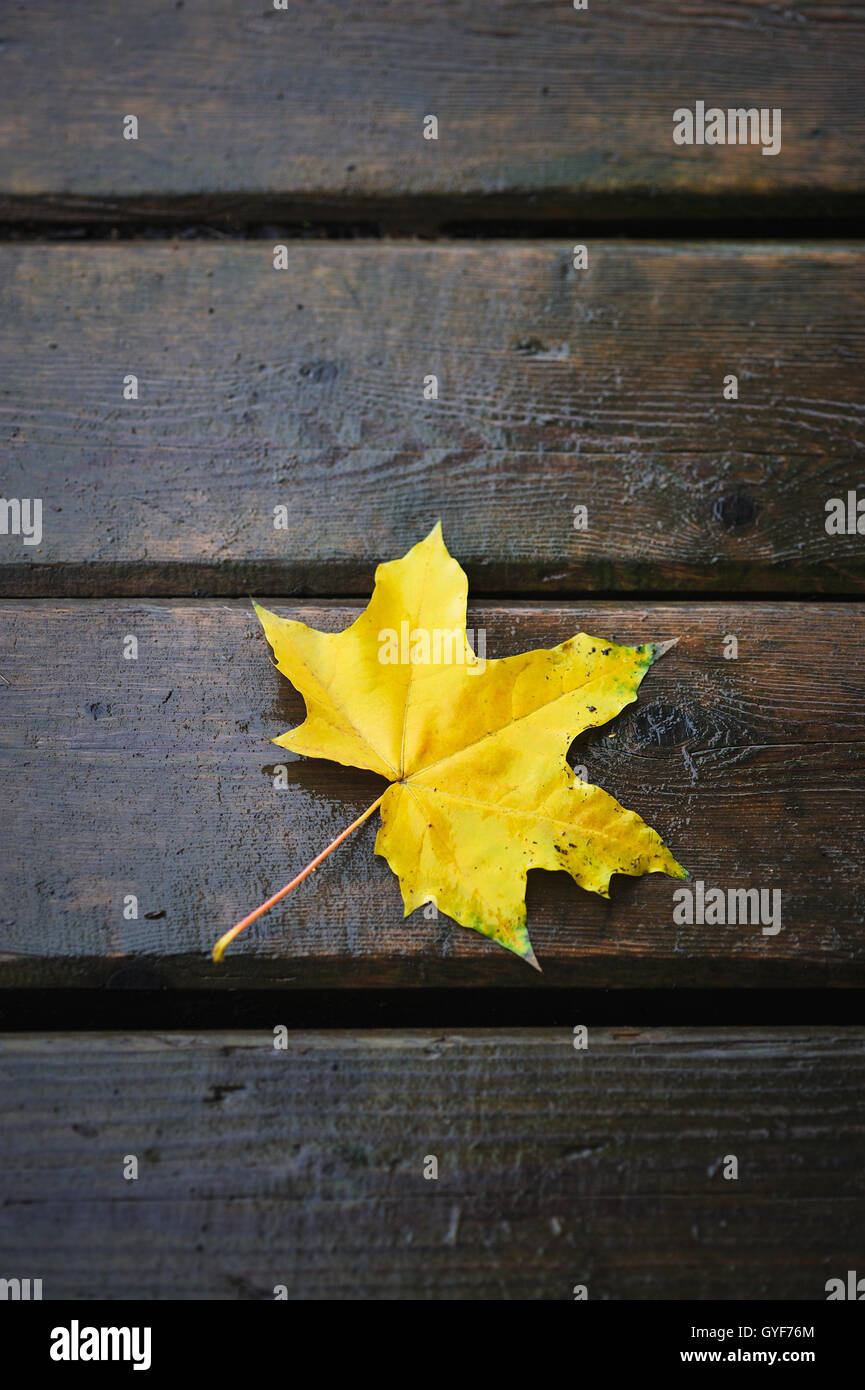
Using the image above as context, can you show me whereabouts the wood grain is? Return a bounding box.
[1,242,863,597]
[0,1028,862,1300]
[1,2,864,225]
[1,599,862,990]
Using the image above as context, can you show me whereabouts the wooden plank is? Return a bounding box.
[0,1028,862,1299]
[1,3,864,225]
[1,599,862,990]
[1,242,863,597]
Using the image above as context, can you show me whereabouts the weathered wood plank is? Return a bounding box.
[0,1028,862,1299]
[1,600,862,989]
[1,242,863,596]
[1,2,864,225]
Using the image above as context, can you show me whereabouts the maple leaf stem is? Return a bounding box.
[212,792,386,963]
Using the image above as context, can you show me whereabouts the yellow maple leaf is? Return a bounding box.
[214,524,686,968]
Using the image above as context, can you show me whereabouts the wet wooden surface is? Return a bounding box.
[1,1028,862,1300]
[1,242,863,596]
[1,599,862,990]
[1,1,864,228]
